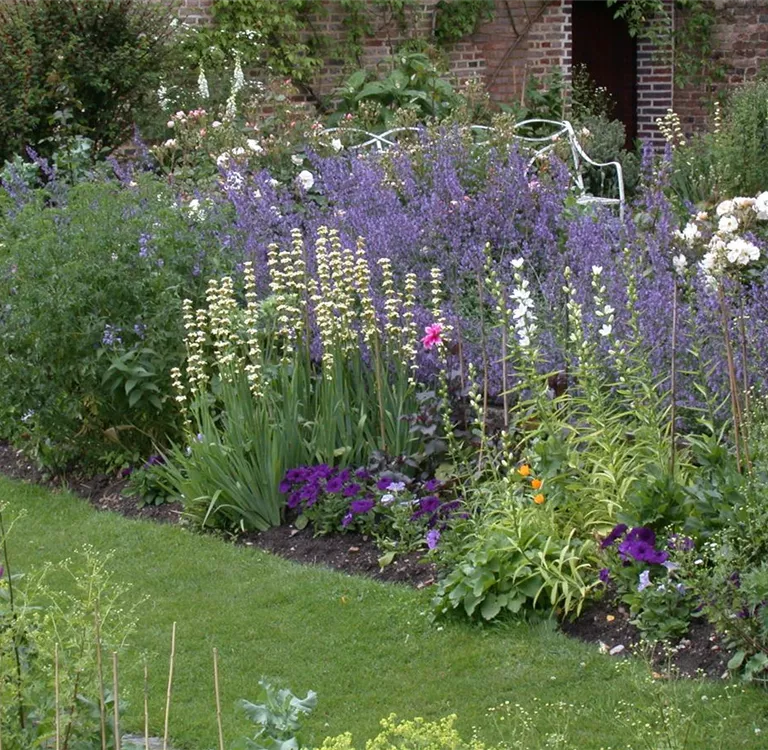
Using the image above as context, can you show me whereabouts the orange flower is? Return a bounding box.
[518,464,531,477]
[533,493,545,505]
[531,478,543,490]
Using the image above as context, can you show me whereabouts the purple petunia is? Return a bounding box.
[325,476,345,494]
[419,495,441,514]
[350,498,375,515]
[376,478,392,491]
[426,529,441,550]
[599,567,611,584]
[341,512,353,528]
[423,478,441,493]
[600,523,628,549]
[342,483,362,497]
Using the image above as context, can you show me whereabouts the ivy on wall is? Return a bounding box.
[433,0,495,45]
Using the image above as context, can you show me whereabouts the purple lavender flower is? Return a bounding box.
[102,325,122,347]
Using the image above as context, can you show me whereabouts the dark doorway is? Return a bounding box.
[571,0,637,146]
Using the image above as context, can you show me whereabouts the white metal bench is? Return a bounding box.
[319,119,626,220]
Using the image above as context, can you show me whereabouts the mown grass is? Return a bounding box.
[2,476,766,749]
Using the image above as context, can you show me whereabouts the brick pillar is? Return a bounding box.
[636,0,675,147]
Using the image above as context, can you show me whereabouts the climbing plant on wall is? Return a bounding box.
[433,0,495,46]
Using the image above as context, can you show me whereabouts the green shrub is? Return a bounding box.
[0,175,234,471]
[0,0,176,163]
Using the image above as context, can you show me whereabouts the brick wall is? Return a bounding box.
[636,0,674,148]
[674,0,768,136]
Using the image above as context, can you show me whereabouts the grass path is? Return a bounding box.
[2,476,766,749]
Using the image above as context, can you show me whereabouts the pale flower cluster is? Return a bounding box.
[510,258,536,349]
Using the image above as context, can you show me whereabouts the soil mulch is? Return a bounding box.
[562,589,731,679]
[0,439,738,679]
[240,525,438,587]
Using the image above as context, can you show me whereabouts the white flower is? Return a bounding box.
[231,146,246,157]
[158,84,170,110]
[331,138,343,152]
[734,196,755,209]
[580,126,591,138]
[380,493,395,505]
[754,191,768,220]
[695,211,708,221]
[291,154,304,166]
[718,214,739,234]
[246,139,263,153]
[388,481,406,492]
[166,120,175,129]
[672,254,688,276]
[598,323,612,337]
[269,178,280,188]
[726,237,760,266]
[511,257,525,269]
[163,139,177,148]
[592,265,603,276]
[296,170,314,190]
[216,153,230,168]
[211,120,223,129]
[700,250,718,271]
[197,66,209,99]
[679,221,701,246]
[716,199,735,216]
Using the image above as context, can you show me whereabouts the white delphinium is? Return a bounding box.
[242,261,263,398]
[430,267,448,332]
[592,266,614,339]
[378,257,403,361]
[402,271,418,382]
[510,258,536,349]
[197,65,209,100]
[717,214,739,234]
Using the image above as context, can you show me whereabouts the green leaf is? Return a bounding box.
[378,550,396,568]
[294,514,308,530]
[728,650,746,670]
[480,593,502,620]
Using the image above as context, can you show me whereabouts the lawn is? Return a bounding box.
[2,476,766,750]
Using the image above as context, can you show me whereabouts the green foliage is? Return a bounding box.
[0,175,234,470]
[0,0,176,163]
[234,681,317,750]
[330,52,461,130]
[434,0,494,46]
[432,504,596,622]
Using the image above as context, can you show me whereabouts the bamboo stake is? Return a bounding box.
[54,643,61,750]
[163,623,177,750]
[213,649,225,750]
[669,278,678,475]
[94,601,107,750]
[112,653,120,750]
[144,664,150,750]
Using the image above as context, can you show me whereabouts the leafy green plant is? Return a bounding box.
[0,0,176,162]
[329,51,460,130]
[234,680,317,750]
[433,0,494,46]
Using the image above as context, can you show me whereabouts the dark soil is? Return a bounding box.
[0,439,738,679]
[562,588,732,679]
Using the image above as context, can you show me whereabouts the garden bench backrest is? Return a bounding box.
[319,119,625,220]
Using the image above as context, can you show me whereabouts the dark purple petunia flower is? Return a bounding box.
[350,498,375,515]
[599,568,611,584]
[376,478,392,491]
[325,476,345,494]
[343,483,362,497]
[341,512,353,528]
[423,478,441,492]
[287,491,302,509]
[600,523,628,549]
[419,496,441,514]
[278,479,292,494]
[355,468,372,481]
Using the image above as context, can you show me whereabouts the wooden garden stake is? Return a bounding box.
[163,622,177,750]
[94,601,107,750]
[112,652,121,750]
[213,649,225,750]
[54,643,61,750]
[144,663,150,750]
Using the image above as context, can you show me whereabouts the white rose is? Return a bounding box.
[297,170,314,191]
[754,191,768,220]
[231,146,246,156]
[331,138,343,152]
[246,139,263,153]
[163,139,177,148]
[718,214,739,234]
[716,199,735,216]
[734,196,755,209]
[167,120,175,129]
[216,153,230,168]
[680,222,701,246]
